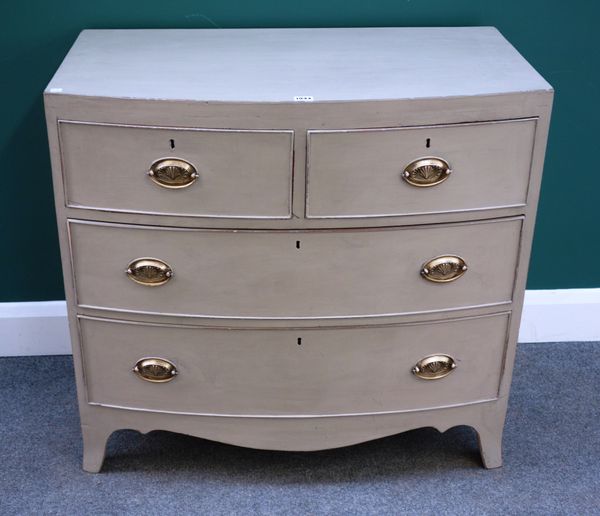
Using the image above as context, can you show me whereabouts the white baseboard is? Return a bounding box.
[1,289,599,356]
[0,301,70,357]
[519,288,600,343]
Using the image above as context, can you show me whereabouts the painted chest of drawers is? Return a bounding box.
[44,27,553,472]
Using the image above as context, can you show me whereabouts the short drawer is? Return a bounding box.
[306,118,536,218]
[69,218,522,319]
[80,313,509,416]
[58,121,293,218]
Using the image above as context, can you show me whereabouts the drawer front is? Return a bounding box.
[306,119,536,218]
[69,218,521,319]
[59,121,293,218]
[80,313,509,415]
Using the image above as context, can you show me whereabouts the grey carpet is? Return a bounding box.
[1,342,599,516]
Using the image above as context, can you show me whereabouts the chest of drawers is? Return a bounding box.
[44,27,553,472]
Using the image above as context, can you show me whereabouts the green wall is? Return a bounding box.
[1,0,598,301]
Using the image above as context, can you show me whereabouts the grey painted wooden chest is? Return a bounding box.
[44,27,553,472]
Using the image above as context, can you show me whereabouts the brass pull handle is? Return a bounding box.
[148,157,198,189]
[133,358,178,383]
[421,255,467,283]
[412,354,456,380]
[402,157,452,187]
[126,257,173,286]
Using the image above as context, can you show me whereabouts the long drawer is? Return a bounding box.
[80,313,509,416]
[68,218,522,319]
[306,118,536,218]
[58,121,294,219]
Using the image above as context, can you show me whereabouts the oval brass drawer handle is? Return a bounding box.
[133,358,178,383]
[421,255,467,283]
[126,257,173,286]
[148,157,198,189]
[402,157,452,187]
[412,354,456,380]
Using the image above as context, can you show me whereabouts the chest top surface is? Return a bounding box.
[46,27,551,104]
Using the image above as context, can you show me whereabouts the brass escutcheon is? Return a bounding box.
[421,255,468,283]
[402,157,452,187]
[126,257,173,286]
[133,358,178,383]
[412,354,457,380]
[148,157,198,189]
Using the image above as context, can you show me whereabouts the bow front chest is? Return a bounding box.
[45,27,553,472]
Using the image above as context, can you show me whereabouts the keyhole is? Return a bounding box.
[170,139,175,149]
[297,337,302,345]
[426,138,431,148]
[296,241,301,249]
